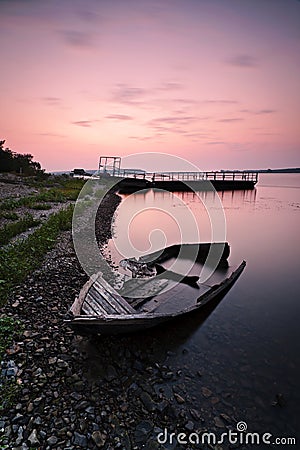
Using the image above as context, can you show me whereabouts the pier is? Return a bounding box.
[98,156,259,192]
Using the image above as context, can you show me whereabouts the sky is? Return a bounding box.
[0,0,300,172]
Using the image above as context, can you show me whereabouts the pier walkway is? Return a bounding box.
[98,156,259,192]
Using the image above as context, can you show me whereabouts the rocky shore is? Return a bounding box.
[1,191,200,450]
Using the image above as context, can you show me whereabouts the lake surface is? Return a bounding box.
[103,174,300,443]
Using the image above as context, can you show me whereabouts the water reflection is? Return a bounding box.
[99,175,300,439]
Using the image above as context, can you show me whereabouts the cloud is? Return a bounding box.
[72,120,94,127]
[255,132,280,136]
[148,116,200,126]
[203,99,239,105]
[145,115,211,136]
[110,82,185,107]
[218,118,244,123]
[147,116,199,135]
[129,136,153,141]
[255,109,276,115]
[76,9,102,24]
[226,54,259,68]
[240,108,277,115]
[111,84,150,105]
[41,97,62,105]
[59,30,93,48]
[157,82,183,92]
[185,132,209,138]
[105,114,134,121]
[38,132,66,138]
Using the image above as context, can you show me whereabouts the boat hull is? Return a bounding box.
[66,261,246,335]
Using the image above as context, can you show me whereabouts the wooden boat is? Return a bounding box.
[66,243,246,335]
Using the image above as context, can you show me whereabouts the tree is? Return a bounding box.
[0,140,44,175]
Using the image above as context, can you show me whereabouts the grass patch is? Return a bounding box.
[0,177,86,212]
[0,316,23,357]
[0,205,73,306]
[0,379,20,412]
[30,203,52,210]
[0,212,19,221]
[0,177,85,211]
[0,316,24,411]
[0,214,40,246]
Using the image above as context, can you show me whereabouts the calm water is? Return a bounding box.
[104,174,300,442]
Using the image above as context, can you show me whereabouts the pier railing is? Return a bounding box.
[107,169,258,183]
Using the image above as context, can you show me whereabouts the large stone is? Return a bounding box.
[214,416,225,428]
[134,421,153,444]
[73,432,87,447]
[92,430,106,448]
[28,429,40,446]
[174,393,185,404]
[201,387,212,398]
[47,435,58,446]
[140,392,156,412]
[105,365,118,381]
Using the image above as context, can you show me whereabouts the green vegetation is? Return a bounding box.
[0,316,24,411]
[0,205,74,306]
[0,316,23,358]
[0,214,40,246]
[0,197,32,211]
[0,378,20,412]
[30,203,52,210]
[0,178,85,212]
[0,173,87,417]
[0,211,19,221]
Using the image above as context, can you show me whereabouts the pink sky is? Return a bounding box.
[0,0,300,171]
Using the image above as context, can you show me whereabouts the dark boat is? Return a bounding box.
[66,243,245,335]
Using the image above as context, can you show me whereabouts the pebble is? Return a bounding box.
[73,431,87,447]
[47,435,58,446]
[105,364,118,381]
[185,420,194,431]
[92,430,106,447]
[214,416,225,428]
[201,387,212,398]
[134,421,153,444]
[28,429,40,446]
[174,393,185,404]
[140,391,157,412]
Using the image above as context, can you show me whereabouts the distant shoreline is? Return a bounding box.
[241,168,300,174]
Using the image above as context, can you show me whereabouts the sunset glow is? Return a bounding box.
[1,0,300,171]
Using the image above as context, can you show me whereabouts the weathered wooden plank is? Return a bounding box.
[88,288,118,315]
[82,300,99,316]
[121,278,169,300]
[94,275,136,310]
[93,282,127,313]
[94,278,135,314]
[94,284,134,314]
[93,286,129,314]
[85,296,107,315]
[70,273,98,315]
